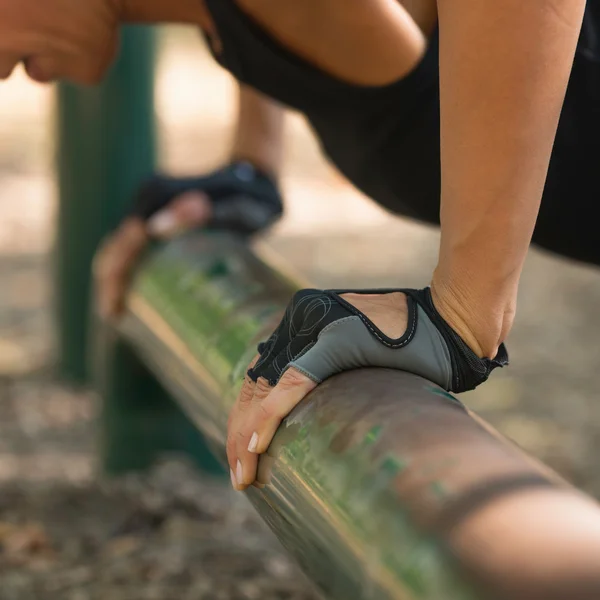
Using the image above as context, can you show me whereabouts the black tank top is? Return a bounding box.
[203,0,600,266]
[204,0,442,225]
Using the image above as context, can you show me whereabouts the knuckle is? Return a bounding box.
[254,377,272,398]
[278,368,308,390]
[238,384,254,407]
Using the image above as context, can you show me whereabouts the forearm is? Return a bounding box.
[433,0,586,357]
[229,84,285,178]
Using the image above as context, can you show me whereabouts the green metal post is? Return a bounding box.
[93,320,224,475]
[57,27,224,475]
[55,26,156,383]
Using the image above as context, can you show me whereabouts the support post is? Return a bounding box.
[93,321,224,475]
[55,26,156,383]
[56,28,223,474]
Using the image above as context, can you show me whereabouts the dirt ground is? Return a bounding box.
[1,25,600,600]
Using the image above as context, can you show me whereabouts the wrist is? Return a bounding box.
[430,267,515,360]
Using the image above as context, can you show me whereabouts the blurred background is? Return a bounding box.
[1,23,600,600]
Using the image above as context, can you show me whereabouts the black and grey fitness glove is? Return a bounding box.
[131,161,283,235]
[248,288,508,394]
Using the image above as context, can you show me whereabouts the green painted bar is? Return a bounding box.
[113,232,600,600]
[55,26,156,383]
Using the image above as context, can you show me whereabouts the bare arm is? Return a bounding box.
[432,0,586,358]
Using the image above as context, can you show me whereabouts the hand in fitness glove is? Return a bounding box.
[227,288,508,491]
[94,161,283,319]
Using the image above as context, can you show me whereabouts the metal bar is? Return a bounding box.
[115,232,600,600]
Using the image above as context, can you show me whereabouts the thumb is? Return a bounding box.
[247,367,317,455]
[147,191,212,239]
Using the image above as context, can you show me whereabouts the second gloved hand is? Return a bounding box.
[94,161,283,319]
[134,161,283,237]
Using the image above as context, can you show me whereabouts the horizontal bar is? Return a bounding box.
[119,232,600,600]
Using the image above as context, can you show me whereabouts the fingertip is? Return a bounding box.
[248,432,259,453]
[147,210,179,239]
[278,366,319,391]
[254,433,276,456]
[173,191,212,221]
[147,192,212,239]
[230,468,239,491]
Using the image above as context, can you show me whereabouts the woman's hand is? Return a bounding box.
[94,162,283,319]
[226,287,508,491]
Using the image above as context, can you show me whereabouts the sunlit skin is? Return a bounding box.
[450,488,600,585]
[0,0,586,489]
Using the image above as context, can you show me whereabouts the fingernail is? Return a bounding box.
[236,460,244,486]
[147,211,177,237]
[248,432,259,453]
[230,468,238,490]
